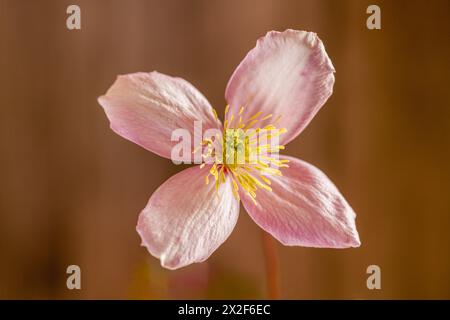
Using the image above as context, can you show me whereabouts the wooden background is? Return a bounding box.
[0,0,449,298]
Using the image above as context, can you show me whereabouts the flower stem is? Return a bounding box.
[261,230,280,299]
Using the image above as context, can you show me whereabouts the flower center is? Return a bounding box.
[201,105,289,204]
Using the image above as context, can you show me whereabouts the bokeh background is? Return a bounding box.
[1,0,449,299]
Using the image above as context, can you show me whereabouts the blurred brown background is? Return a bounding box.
[1,0,449,299]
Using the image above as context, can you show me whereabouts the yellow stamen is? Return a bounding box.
[249,111,262,121]
[228,114,234,127]
[244,119,258,129]
[199,108,288,203]
[212,108,219,120]
[260,175,271,185]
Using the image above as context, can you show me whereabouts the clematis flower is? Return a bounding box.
[98,29,360,270]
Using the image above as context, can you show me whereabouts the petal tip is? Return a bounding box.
[349,232,361,248]
[97,95,107,108]
[160,257,182,271]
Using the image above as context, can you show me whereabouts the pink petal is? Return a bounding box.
[137,166,239,269]
[98,72,220,159]
[240,156,360,248]
[225,30,335,145]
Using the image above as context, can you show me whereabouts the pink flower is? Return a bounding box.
[98,29,360,270]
